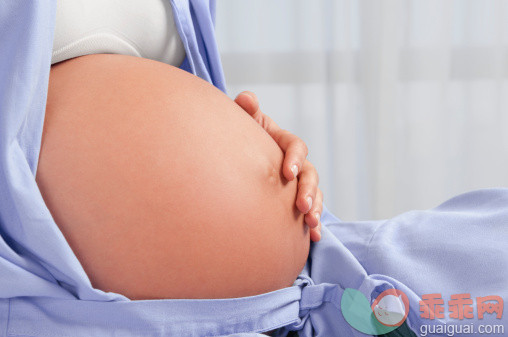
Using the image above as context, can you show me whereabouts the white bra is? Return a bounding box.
[51,0,186,66]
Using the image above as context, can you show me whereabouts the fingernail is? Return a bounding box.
[314,212,320,222]
[243,92,255,99]
[291,165,298,179]
[306,196,313,212]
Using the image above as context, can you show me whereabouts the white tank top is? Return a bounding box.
[51,0,186,66]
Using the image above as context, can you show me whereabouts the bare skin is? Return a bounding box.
[36,54,310,300]
[234,92,324,241]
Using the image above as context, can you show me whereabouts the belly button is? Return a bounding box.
[268,168,278,185]
[266,164,285,187]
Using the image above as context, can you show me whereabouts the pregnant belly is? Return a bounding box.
[36,54,310,300]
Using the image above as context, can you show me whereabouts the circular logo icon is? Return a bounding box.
[371,289,410,327]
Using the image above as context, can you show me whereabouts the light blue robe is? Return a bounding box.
[0,1,506,336]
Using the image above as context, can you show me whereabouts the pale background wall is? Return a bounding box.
[215,0,508,220]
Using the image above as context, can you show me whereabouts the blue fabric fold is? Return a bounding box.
[170,0,226,92]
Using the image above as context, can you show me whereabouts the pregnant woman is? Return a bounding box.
[39,54,317,300]
[1,1,507,337]
[35,0,324,301]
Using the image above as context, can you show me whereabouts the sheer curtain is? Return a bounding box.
[215,0,508,220]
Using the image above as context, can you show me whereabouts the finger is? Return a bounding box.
[234,91,260,118]
[309,189,323,242]
[310,221,321,242]
[305,188,323,228]
[295,161,318,214]
[278,131,309,181]
[234,91,310,182]
[234,91,279,132]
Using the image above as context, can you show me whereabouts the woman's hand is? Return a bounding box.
[234,91,323,242]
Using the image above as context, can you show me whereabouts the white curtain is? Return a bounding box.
[215,0,508,221]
